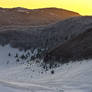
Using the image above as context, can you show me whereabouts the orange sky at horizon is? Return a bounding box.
[0,0,92,15]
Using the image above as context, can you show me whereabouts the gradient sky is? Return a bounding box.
[0,0,92,15]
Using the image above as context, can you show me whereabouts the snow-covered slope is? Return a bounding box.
[0,45,92,92]
[0,45,39,65]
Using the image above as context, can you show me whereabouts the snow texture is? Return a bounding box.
[0,45,92,92]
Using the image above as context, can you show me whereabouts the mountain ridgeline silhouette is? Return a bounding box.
[0,7,80,26]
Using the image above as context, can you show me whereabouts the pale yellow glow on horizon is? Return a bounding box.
[0,0,92,15]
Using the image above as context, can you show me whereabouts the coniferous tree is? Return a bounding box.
[15,53,18,58]
[51,70,54,74]
[8,52,11,56]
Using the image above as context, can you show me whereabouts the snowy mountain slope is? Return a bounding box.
[0,45,39,65]
[0,60,92,92]
[0,45,92,92]
[1,16,92,92]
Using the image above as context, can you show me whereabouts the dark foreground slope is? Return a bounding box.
[0,7,80,26]
[44,28,92,63]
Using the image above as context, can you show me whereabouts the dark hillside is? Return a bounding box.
[44,28,92,64]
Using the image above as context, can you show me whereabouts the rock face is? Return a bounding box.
[0,7,80,26]
[44,28,92,64]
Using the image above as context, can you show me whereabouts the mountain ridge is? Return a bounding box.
[0,7,80,26]
[0,16,92,51]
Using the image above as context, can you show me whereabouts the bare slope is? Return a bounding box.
[0,7,80,26]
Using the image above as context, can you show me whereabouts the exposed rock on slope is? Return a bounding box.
[0,7,80,26]
[44,28,92,63]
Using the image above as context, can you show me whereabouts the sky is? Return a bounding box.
[0,0,92,15]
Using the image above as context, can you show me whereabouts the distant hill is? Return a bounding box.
[0,7,80,26]
[0,16,92,51]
